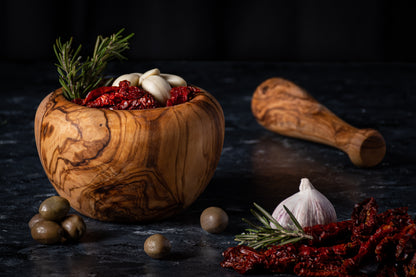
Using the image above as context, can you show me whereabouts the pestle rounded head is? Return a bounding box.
[347,129,386,167]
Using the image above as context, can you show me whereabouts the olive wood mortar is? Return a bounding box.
[251,78,386,167]
[34,88,224,222]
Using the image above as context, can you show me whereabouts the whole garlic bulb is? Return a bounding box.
[272,178,336,229]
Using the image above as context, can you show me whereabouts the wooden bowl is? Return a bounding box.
[34,87,224,222]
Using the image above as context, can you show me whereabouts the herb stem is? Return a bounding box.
[54,29,134,100]
[235,203,313,249]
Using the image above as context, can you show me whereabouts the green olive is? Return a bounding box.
[31,220,65,244]
[61,214,86,241]
[28,213,45,229]
[38,196,70,221]
[200,207,229,234]
[144,234,171,259]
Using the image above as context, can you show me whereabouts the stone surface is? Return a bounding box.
[0,61,415,276]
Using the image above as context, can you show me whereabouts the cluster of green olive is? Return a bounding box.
[28,196,86,244]
[143,206,229,259]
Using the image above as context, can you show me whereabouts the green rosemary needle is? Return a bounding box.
[235,203,313,249]
[53,29,134,100]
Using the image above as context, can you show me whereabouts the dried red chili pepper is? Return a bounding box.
[221,198,416,276]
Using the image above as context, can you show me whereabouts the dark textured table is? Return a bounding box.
[1,61,415,276]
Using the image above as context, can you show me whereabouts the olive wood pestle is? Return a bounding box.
[251,78,386,167]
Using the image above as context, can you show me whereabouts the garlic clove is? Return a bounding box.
[112,73,142,87]
[111,69,188,105]
[272,178,337,229]
[139,68,161,86]
[160,73,187,87]
[141,75,172,104]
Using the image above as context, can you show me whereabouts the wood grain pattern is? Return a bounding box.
[34,88,224,222]
[251,78,386,167]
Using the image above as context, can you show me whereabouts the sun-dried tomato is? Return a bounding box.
[73,81,200,110]
[82,85,119,104]
[304,220,353,246]
[264,244,299,273]
[220,245,266,274]
[404,252,416,276]
[350,197,379,242]
[221,198,416,276]
[166,86,200,107]
[110,92,160,110]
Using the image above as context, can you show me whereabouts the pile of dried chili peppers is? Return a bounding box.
[73,80,200,110]
[221,198,416,276]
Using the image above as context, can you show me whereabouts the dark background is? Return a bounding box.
[1,1,416,275]
[1,0,416,63]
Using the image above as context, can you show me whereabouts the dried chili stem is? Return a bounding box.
[235,203,313,249]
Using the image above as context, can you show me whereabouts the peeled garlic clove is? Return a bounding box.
[272,178,336,229]
[112,73,142,87]
[141,75,171,104]
[160,73,187,87]
[139,68,161,86]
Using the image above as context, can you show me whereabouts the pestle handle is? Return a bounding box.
[251,78,386,167]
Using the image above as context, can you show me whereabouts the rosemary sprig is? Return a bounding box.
[235,203,313,249]
[53,29,134,100]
